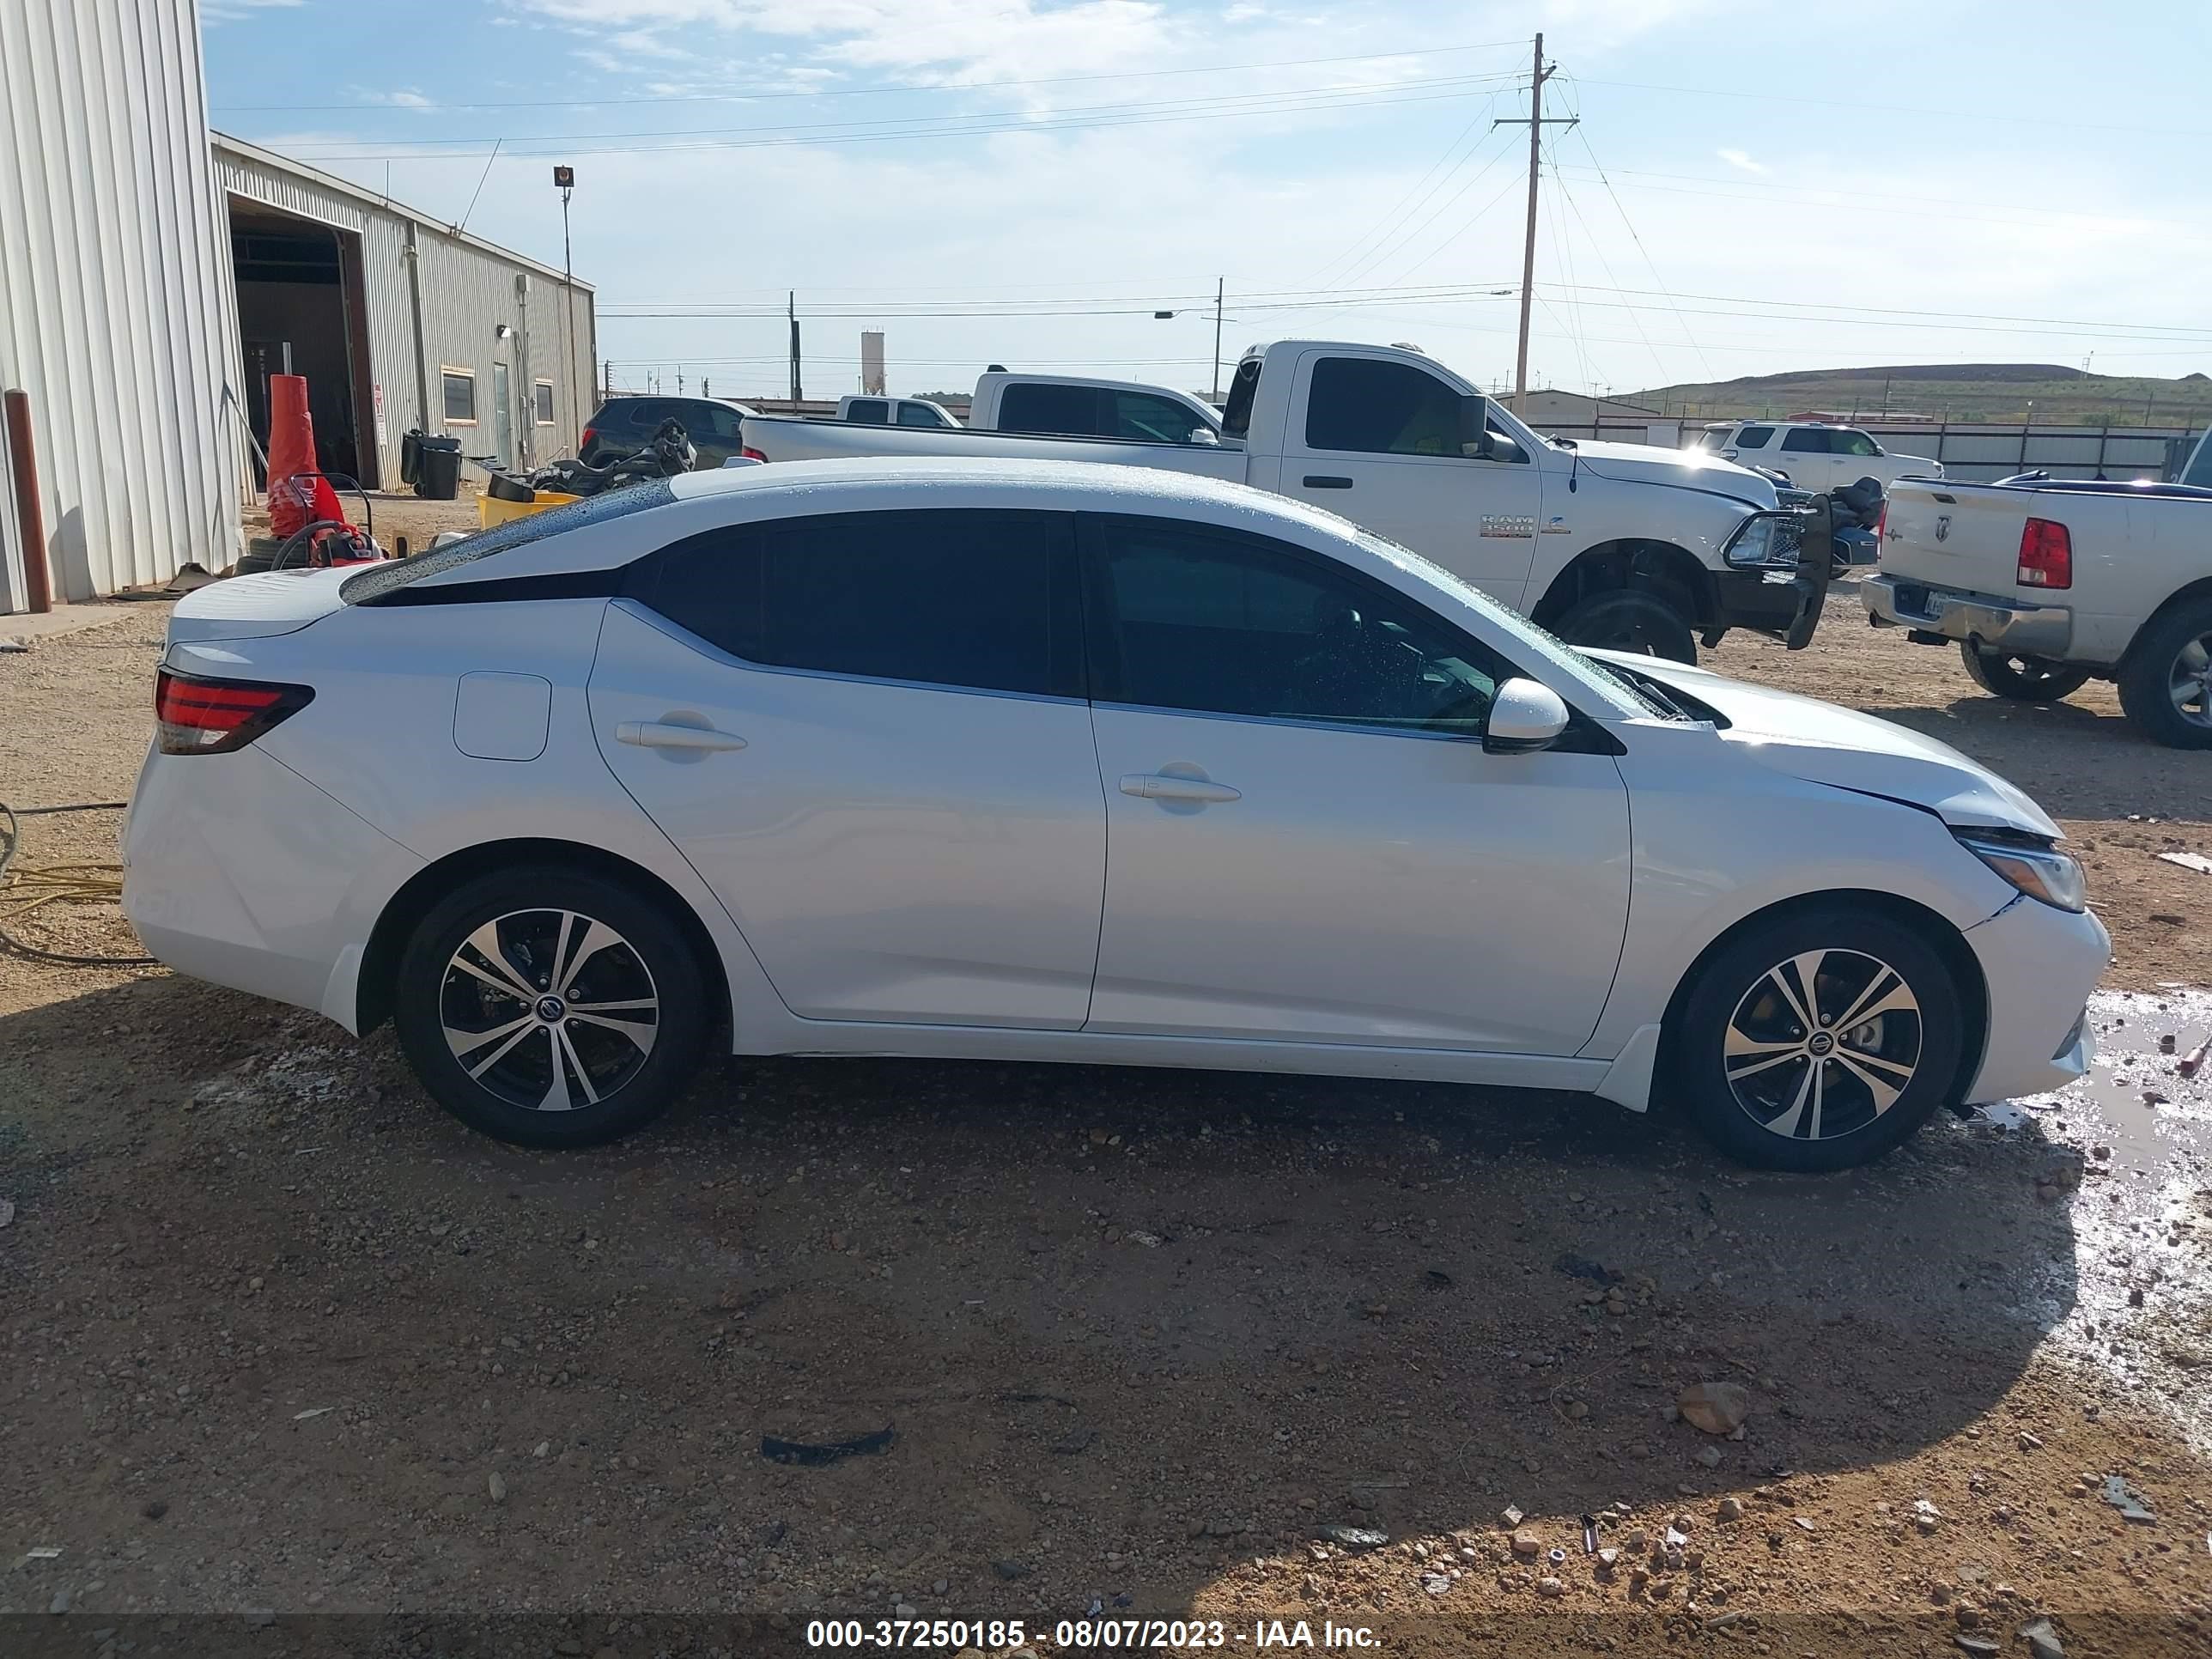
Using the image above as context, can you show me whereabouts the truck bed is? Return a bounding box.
[738,412,1245,479]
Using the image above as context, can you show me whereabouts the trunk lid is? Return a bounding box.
[164,568,354,645]
[1879,482,2031,596]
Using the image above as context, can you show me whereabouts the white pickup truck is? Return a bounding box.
[1865,472,2212,747]
[740,341,1835,659]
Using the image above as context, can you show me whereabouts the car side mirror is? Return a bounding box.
[1188,427,1219,446]
[1483,678,1571,755]
[1458,394,1496,459]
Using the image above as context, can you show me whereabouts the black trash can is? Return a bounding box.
[414,434,462,501]
[398,428,423,488]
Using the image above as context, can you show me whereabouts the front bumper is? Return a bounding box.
[1959,894,2108,1103]
[1863,573,2074,657]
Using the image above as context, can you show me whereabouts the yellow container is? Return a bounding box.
[477,489,582,528]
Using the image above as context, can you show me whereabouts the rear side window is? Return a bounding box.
[1780,428,1827,453]
[642,509,1081,698]
[683,401,744,441]
[846,398,890,424]
[1734,425,1774,449]
[997,382,1106,438]
[1304,356,1464,457]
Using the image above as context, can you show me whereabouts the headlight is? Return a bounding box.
[1954,830,2086,912]
[1722,509,1804,570]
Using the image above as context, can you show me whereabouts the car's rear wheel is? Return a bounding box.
[1553,589,1698,664]
[1671,907,1963,1171]
[2116,596,2212,750]
[1958,641,2091,702]
[393,866,709,1147]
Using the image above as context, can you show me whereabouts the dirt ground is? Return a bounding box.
[2,584,2209,1658]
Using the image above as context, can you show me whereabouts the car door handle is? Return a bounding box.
[1303,475,1354,489]
[1119,773,1241,804]
[617,720,747,751]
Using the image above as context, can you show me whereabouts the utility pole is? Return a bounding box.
[787,291,803,402]
[1212,276,1224,402]
[1494,33,1576,414]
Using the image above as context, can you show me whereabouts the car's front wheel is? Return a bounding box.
[1671,907,1964,1171]
[392,866,710,1147]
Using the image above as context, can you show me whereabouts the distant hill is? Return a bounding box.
[1629,363,2212,426]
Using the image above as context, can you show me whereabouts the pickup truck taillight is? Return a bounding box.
[741,445,769,462]
[2017,518,2072,590]
[155,670,314,755]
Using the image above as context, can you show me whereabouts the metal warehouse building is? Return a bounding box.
[2,0,595,612]
[213,135,597,503]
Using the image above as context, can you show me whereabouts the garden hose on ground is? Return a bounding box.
[0,800,158,968]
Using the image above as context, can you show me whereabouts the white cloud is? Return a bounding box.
[1716,147,1766,173]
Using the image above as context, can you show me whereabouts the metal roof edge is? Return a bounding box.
[210,131,597,294]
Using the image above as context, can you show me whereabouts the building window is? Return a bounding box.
[534,380,556,426]
[441,368,477,425]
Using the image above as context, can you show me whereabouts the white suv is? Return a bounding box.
[1693,422,1942,491]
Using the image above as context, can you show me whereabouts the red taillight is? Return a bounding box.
[1875,498,1887,544]
[741,445,769,462]
[2017,517,2072,589]
[579,425,597,450]
[155,670,313,755]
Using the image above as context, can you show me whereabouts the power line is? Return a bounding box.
[268,72,1526,161]
[1304,93,1504,289]
[214,37,1531,113]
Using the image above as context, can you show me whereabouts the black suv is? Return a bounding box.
[580,396,755,470]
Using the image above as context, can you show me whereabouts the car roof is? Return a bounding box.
[661,455,1321,523]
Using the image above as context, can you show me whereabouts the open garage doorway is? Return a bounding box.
[228,198,380,489]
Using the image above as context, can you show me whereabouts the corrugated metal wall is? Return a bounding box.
[214,137,598,489]
[0,0,242,609]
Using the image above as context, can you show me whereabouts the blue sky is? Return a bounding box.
[201,0,2212,402]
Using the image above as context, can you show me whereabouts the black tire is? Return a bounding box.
[1669,906,1964,1172]
[2116,595,2212,750]
[1957,641,2091,702]
[1553,589,1698,664]
[392,866,710,1147]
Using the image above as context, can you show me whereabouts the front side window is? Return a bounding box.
[1780,428,1828,453]
[1088,519,1502,737]
[1112,392,1207,444]
[1304,356,1465,457]
[896,402,945,427]
[1733,425,1774,449]
[998,382,1105,438]
[642,509,1080,699]
[846,398,890,424]
[441,368,477,425]
[1834,428,1881,456]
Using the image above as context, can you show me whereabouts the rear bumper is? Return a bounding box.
[1863,573,2073,656]
[1959,895,2108,1103]
[122,745,422,1030]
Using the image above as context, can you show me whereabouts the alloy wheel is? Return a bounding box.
[1723,948,1922,1141]
[438,908,659,1111]
[2166,632,2212,730]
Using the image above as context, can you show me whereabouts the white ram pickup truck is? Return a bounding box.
[1864,473,2212,747]
[741,341,1835,659]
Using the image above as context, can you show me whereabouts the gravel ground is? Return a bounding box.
[2,586,2209,1658]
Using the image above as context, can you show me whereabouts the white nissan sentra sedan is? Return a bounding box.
[122,459,2106,1170]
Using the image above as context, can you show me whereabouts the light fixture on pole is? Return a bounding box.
[553,165,576,446]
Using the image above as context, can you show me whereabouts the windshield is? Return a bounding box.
[1340,523,1658,722]
[2185,428,2212,488]
[340,479,677,604]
